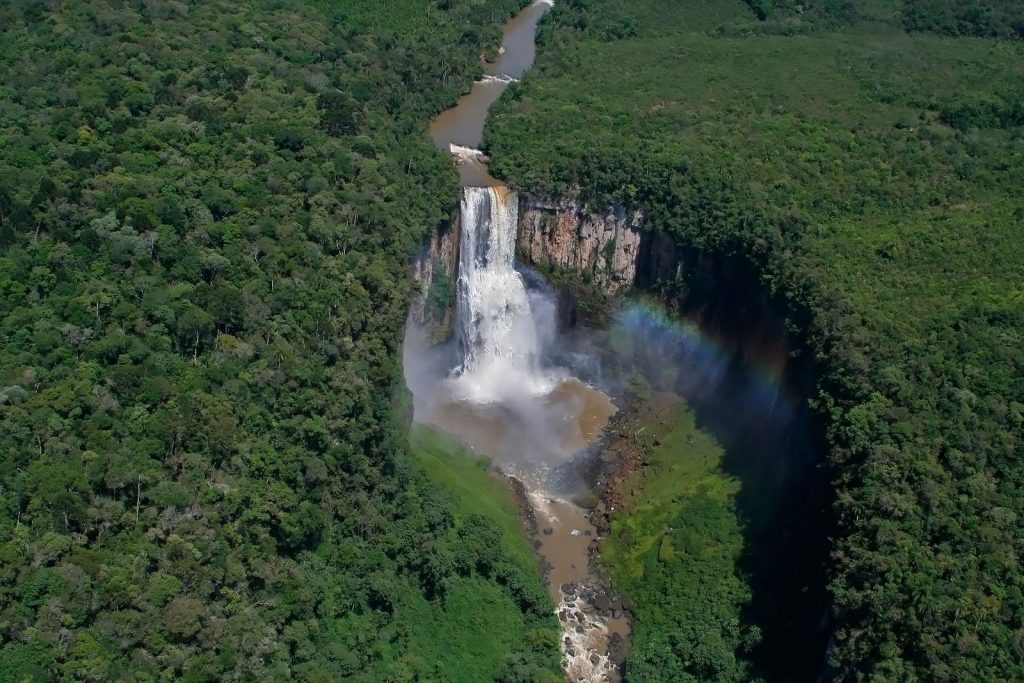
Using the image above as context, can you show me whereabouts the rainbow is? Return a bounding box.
[611,297,795,418]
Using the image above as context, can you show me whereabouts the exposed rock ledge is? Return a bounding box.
[411,193,685,338]
[517,195,644,293]
[411,212,460,335]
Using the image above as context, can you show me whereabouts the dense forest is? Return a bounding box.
[487,0,1023,679]
[0,0,563,680]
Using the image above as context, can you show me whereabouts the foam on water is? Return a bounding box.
[449,143,485,158]
[449,187,556,402]
[479,74,519,84]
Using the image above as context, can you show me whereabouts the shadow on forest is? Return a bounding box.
[684,358,832,682]
[671,260,834,682]
[535,253,834,680]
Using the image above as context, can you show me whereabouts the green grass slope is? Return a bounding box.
[406,426,560,682]
[602,394,757,682]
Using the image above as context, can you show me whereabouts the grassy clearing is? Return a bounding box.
[410,424,538,569]
[602,393,758,681]
[604,396,737,580]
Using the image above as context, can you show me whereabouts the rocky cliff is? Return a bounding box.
[516,195,645,292]
[411,193,687,336]
[411,212,460,338]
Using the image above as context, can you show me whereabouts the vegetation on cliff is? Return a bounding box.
[601,392,757,682]
[0,0,562,680]
[488,0,1024,679]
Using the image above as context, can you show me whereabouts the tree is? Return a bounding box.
[176,306,214,358]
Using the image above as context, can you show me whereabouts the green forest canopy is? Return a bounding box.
[0,0,562,681]
[486,0,1023,679]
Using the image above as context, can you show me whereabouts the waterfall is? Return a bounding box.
[453,186,552,401]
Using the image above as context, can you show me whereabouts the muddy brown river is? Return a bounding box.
[429,0,553,188]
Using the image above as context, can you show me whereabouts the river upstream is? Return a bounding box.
[404,1,630,680]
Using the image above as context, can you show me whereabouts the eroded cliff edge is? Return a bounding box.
[516,195,644,292]
[412,193,688,336]
[411,212,460,339]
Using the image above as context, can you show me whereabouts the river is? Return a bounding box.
[405,2,631,681]
[428,0,550,188]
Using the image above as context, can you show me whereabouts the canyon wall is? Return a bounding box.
[411,193,688,335]
[411,212,460,338]
[516,195,647,292]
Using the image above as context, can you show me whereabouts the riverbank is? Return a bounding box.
[408,426,562,681]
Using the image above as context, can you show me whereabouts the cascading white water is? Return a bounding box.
[443,187,625,682]
[453,187,555,402]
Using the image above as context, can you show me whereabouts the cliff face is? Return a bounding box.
[411,193,686,335]
[635,230,683,289]
[517,195,644,292]
[411,212,460,336]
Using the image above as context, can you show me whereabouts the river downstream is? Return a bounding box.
[405,1,630,680]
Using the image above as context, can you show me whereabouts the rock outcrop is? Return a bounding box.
[517,195,644,293]
[412,193,686,337]
[411,213,460,337]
